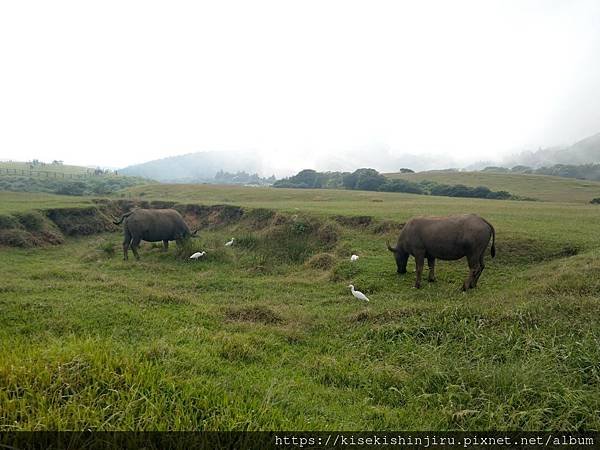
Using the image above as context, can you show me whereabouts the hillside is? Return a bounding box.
[386,170,600,203]
[119,150,270,182]
[504,132,600,167]
[0,161,152,196]
[0,161,97,175]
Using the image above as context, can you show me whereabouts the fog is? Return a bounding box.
[1,0,599,174]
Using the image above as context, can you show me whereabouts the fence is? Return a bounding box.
[0,167,118,179]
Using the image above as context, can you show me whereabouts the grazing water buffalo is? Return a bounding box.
[113,209,197,260]
[387,214,495,291]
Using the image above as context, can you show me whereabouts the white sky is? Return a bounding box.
[1,0,599,170]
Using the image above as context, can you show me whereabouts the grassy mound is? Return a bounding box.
[0,211,64,247]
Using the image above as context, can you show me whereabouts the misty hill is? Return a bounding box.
[504,132,600,167]
[120,151,270,183]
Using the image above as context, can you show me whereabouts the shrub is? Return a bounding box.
[15,211,45,231]
[591,198,600,204]
[316,222,341,248]
[306,252,336,270]
[56,181,87,196]
[330,260,360,282]
[0,214,18,230]
[379,179,424,194]
[98,240,116,257]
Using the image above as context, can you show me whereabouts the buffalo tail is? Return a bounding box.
[113,211,134,225]
[482,218,496,258]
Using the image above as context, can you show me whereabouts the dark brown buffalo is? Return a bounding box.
[113,209,197,260]
[387,214,495,290]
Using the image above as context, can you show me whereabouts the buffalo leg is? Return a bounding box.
[414,254,425,288]
[427,256,436,282]
[162,240,169,252]
[463,255,480,291]
[122,230,132,260]
[131,237,142,260]
[472,254,485,287]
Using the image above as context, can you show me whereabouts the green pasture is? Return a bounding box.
[386,170,600,203]
[0,161,95,175]
[0,191,93,214]
[1,179,600,430]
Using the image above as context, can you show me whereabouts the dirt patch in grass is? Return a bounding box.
[333,215,373,228]
[46,207,117,236]
[0,229,39,247]
[175,204,244,230]
[370,220,405,234]
[0,211,64,247]
[225,305,283,325]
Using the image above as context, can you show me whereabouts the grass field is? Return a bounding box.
[0,191,94,214]
[125,184,599,247]
[0,161,96,175]
[1,179,600,430]
[385,170,600,203]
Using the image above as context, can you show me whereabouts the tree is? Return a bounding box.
[343,168,386,191]
[399,168,415,173]
[379,179,423,194]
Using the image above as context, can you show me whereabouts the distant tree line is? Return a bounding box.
[483,163,600,181]
[274,168,516,200]
[214,170,276,185]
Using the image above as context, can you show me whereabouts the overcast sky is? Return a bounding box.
[1,0,599,171]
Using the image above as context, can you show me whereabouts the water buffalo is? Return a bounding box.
[113,209,197,260]
[387,214,495,290]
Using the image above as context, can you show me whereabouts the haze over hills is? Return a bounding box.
[119,131,600,182]
[119,147,460,182]
[119,151,271,182]
[502,132,600,168]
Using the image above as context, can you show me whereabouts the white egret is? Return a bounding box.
[350,254,359,261]
[189,251,206,259]
[348,284,370,302]
[225,238,235,246]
